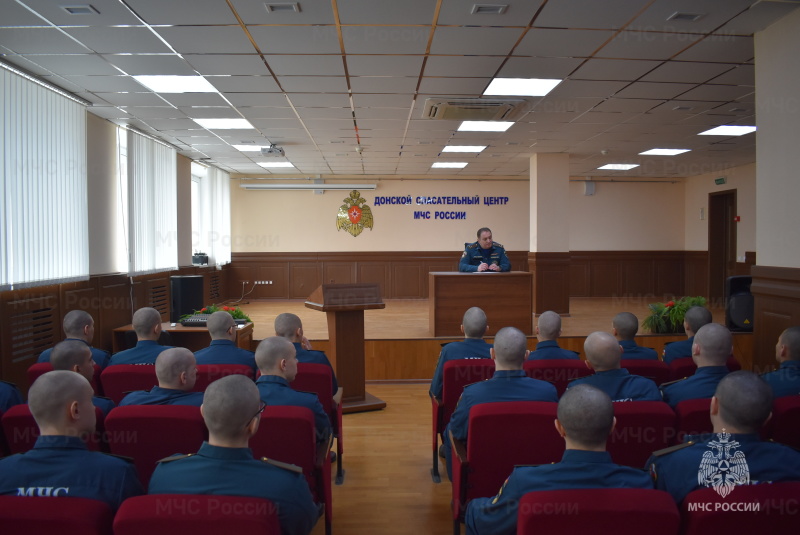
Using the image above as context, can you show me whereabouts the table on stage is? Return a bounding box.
[428,271,533,337]
[112,322,254,353]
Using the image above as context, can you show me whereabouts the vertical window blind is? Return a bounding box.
[203,166,232,266]
[0,65,88,291]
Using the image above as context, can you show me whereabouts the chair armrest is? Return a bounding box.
[315,434,333,468]
[449,429,468,465]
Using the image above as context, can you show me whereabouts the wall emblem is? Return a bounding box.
[698,430,750,498]
[336,190,373,237]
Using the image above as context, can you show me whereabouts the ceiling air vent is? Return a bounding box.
[667,12,705,22]
[422,98,529,121]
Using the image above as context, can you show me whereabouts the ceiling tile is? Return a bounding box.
[677,84,753,102]
[11,0,143,26]
[250,26,341,54]
[592,98,665,113]
[125,0,239,25]
[101,54,197,76]
[231,0,335,24]
[615,81,696,99]
[626,0,754,33]
[21,54,120,75]
[429,27,524,55]
[286,94,352,107]
[707,64,754,86]
[596,31,703,60]
[208,76,281,92]
[62,75,144,92]
[674,35,754,63]
[337,0,436,24]
[279,76,348,93]
[349,77,419,94]
[547,80,628,99]
[164,93,230,107]
[266,55,345,76]
[223,93,289,107]
[185,54,270,76]
[64,27,171,54]
[99,92,169,106]
[498,57,583,78]
[0,28,90,53]
[417,77,488,95]
[155,27,256,54]
[438,0,544,26]
[514,28,614,58]
[351,94,415,108]
[639,60,735,83]
[535,0,653,29]
[347,55,424,76]
[571,58,661,81]
[715,1,800,34]
[342,26,430,54]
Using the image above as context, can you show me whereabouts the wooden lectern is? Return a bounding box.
[305,283,386,413]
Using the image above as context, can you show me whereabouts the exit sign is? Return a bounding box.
[715,176,727,185]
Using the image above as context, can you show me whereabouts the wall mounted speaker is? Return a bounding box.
[584,182,595,196]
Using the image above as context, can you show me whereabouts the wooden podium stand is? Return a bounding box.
[305,283,386,413]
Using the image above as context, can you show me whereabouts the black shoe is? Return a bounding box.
[330,451,337,463]
[438,445,446,458]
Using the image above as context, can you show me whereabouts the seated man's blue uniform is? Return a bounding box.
[646,431,800,504]
[39,340,111,368]
[0,435,143,511]
[195,339,257,374]
[466,449,653,535]
[761,360,800,398]
[527,340,579,360]
[255,375,331,443]
[443,370,558,477]
[118,386,204,407]
[459,242,511,272]
[292,343,338,395]
[619,339,659,360]
[429,338,493,398]
[148,441,319,535]
[663,338,693,365]
[568,369,662,402]
[109,340,173,365]
[92,395,116,416]
[660,366,729,408]
[0,380,24,412]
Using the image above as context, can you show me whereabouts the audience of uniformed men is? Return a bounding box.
[49,339,116,415]
[38,309,111,368]
[613,311,659,360]
[194,310,257,374]
[118,347,204,407]
[662,305,713,364]
[108,307,173,365]
[528,310,580,360]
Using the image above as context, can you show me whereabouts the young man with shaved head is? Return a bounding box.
[612,312,658,360]
[761,326,800,397]
[663,306,713,365]
[118,347,204,406]
[0,371,142,510]
[194,310,256,374]
[109,307,173,365]
[148,375,319,535]
[528,311,580,360]
[38,309,111,368]
[50,339,116,415]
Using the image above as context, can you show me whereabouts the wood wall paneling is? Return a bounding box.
[528,252,571,315]
[623,260,654,296]
[393,265,422,299]
[357,264,390,299]
[750,265,800,374]
[684,251,709,297]
[258,264,289,299]
[591,262,620,297]
[569,261,590,297]
[654,258,683,297]
[96,274,133,352]
[323,262,356,286]
[289,263,321,299]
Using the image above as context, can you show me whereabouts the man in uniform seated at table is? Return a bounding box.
[109,307,173,365]
[148,374,320,535]
[0,371,143,510]
[528,311,580,360]
[459,227,510,272]
[50,339,115,416]
[612,312,658,360]
[663,306,713,365]
[118,348,204,407]
[195,310,257,375]
[38,310,111,369]
[761,326,800,397]
[465,384,653,535]
[568,331,661,402]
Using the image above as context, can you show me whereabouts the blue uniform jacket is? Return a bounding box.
[761,360,800,398]
[118,386,204,407]
[430,338,493,398]
[443,370,558,477]
[256,375,331,443]
[646,432,800,504]
[293,342,338,395]
[660,366,729,408]
[38,339,111,368]
[568,368,662,402]
[459,242,511,272]
[619,339,659,360]
[195,339,257,374]
[663,337,693,364]
[109,340,173,366]
[0,381,24,412]
[148,442,319,535]
[528,340,580,360]
[465,449,653,535]
[93,395,116,416]
[0,435,143,511]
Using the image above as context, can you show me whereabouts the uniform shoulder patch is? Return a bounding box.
[101,452,137,463]
[651,440,695,457]
[493,242,505,249]
[261,457,303,474]
[465,242,478,249]
[0,379,19,387]
[659,377,688,388]
[156,453,194,463]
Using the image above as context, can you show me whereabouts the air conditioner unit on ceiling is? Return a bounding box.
[422,98,530,122]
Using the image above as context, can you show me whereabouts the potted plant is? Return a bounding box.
[180,304,252,324]
[642,296,707,334]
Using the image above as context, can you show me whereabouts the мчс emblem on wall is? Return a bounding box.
[336,190,374,237]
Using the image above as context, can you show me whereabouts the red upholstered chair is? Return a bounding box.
[192,363,254,392]
[292,362,345,484]
[0,495,113,535]
[768,395,800,449]
[28,362,103,395]
[523,359,593,395]
[668,355,741,381]
[450,401,561,535]
[250,405,332,535]
[99,365,157,404]
[1,404,106,453]
[431,358,495,482]
[620,359,671,385]
[113,494,280,535]
[104,405,207,486]
[516,488,679,535]
[608,401,677,467]
[681,482,800,535]
[673,398,712,444]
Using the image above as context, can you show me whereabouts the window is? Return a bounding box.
[190,162,231,266]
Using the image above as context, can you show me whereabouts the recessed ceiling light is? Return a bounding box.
[598,164,639,170]
[458,121,514,132]
[471,4,508,15]
[134,75,217,93]
[258,162,295,168]
[233,145,269,152]
[483,78,562,97]
[442,145,487,153]
[639,148,691,156]
[265,2,300,13]
[697,125,757,136]
[432,162,468,168]
[193,118,254,129]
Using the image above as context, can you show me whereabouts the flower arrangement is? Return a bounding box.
[180,303,252,323]
[641,296,707,334]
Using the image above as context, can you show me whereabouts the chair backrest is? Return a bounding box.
[523,359,593,395]
[99,365,157,404]
[192,364,254,392]
[619,359,671,385]
[517,488,679,535]
[28,362,103,395]
[0,495,113,535]
[113,494,280,535]
[441,359,495,423]
[668,358,697,382]
[1,404,105,453]
[104,405,207,486]
[681,482,800,535]
[608,401,677,466]
[674,398,712,444]
[292,363,334,414]
[768,395,800,449]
